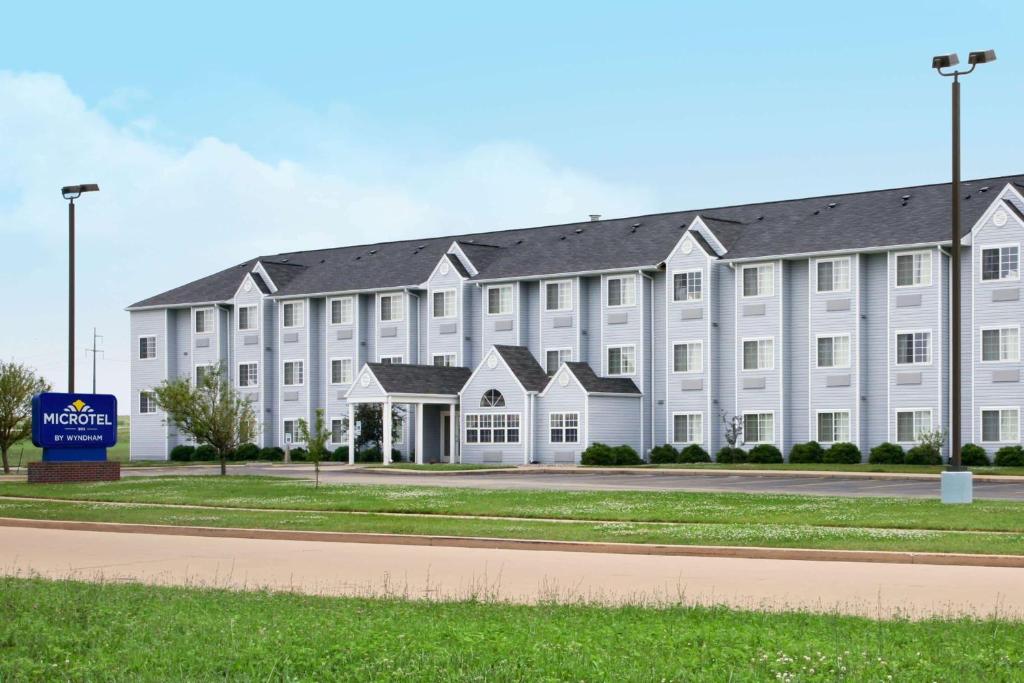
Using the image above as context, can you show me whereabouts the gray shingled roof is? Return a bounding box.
[494,345,550,392]
[128,175,1024,309]
[445,253,471,279]
[564,362,641,395]
[367,363,472,395]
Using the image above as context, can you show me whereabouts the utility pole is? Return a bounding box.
[86,328,104,394]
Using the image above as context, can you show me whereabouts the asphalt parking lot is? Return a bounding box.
[121,464,1024,500]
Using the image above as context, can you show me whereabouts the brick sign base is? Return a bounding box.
[28,461,121,484]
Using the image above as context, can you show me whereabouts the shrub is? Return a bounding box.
[823,442,861,464]
[959,443,990,467]
[356,447,382,463]
[715,447,747,464]
[611,445,642,466]
[169,445,194,462]
[788,441,824,464]
[193,444,218,461]
[679,444,711,463]
[868,442,905,465]
[747,444,783,464]
[581,443,615,466]
[234,443,260,461]
[995,445,1024,467]
[904,444,942,466]
[258,446,284,461]
[331,445,349,462]
[649,444,679,464]
[392,451,406,463]
[289,447,308,462]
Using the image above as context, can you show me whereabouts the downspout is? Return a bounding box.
[641,270,654,457]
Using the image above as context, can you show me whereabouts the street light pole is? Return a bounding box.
[61,184,100,394]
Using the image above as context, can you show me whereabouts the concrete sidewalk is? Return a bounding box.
[3,526,1022,620]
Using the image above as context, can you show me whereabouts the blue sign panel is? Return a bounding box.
[32,392,118,461]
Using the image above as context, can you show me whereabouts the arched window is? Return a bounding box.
[480,389,506,407]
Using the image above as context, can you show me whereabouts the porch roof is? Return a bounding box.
[365,362,473,396]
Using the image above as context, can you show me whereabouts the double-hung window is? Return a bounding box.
[195,365,213,385]
[742,264,774,297]
[816,258,851,292]
[330,358,353,384]
[283,360,304,386]
[743,413,774,444]
[549,413,579,443]
[742,338,774,371]
[982,408,1020,443]
[433,353,456,367]
[673,413,703,444]
[138,336,157,360]
[329,297,354,325]
[896,410,932,443]
[283,420,299,444]
[895,252,931,287]
[379,355,403,365]
[672,342,703,373]
[465,413,520,444]
[673,271,702,302]
[195,308,214,334]
[606,275,636,307]
[330,419,346,444]
[487,285,513,315]
[379,293,404,322]
[816,335,851,368]
[545,280,572,311]
[981,246,1020,282]
[238,363,258,388]
[432,289,456,318]
[817,411,851,444]
[139,391,157,415]
[607,346,635,376]
[282,301,304,328]
[982,327,1020,362]
[238,305,258,331]
[896,331,931,365]
[545,349,572,374]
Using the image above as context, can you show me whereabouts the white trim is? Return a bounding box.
[686,217,728,257]
[977,242,1021,283]
[893,250,933,289]
[282,359,305,387]
[978,325,1021,363]
[252,262,279,293]
[237,361,259,389]
[813,333,852,369]
[886,252,892,441]
[604,344,637,377]
[670,340,704,374]
[280,300,305,329]
[446,242,480,277]
[814,409,852,445]
[327,296,355,326]
[813,256,852,293]
[430,288,458,319]
[894,407,934,444]
[979,406,1021,444]
[740,336,775,371]
[547,411,581,445]
[670,411,704,445]
[739,263,775,298]
[894,328,933,366]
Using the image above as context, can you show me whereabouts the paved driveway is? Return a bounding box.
[122,464,1024,500]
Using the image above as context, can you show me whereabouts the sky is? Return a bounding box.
[1,1,1022,409]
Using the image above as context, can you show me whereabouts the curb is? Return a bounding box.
[3,516,1023,569]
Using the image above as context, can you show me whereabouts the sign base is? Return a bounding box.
[41,447,108,462]
[28,461,121,484]
[940,470,973,504]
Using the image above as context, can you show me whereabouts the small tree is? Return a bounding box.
[153,364,256,476]
[298,409,331,488]
[352,403,405,452]
[720,409,743,448]
[0,361,51,474]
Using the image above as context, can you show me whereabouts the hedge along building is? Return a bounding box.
[128,175,1024,464]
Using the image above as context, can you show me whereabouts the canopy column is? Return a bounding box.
[382,398,393,464]
[415,403,424,464]
[449,400,458,464]
[347,402,356,465]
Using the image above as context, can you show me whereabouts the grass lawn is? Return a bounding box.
[2,577,1022,681]
[634,462,1024,476]
[7,416,131,465]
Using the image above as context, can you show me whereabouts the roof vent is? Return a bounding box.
[574,228,584,234]
[827,202,837,209]
[466,239,475,243]
[589,214,601,221]
[632,222,641,228]
[980,186,990,193]
[369,249,378,254]
[515,239,524,245]
[319,259,325,264]
[280,258,289,262]
[757,215,764,221]
[560,235,567,240]
[813,210,820,215]
[965,194,971,200]
[355,256,362,261]
[902,194,911,200]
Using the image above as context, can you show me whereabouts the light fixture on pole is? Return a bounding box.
[932,49,996,504]
[61,183,100,393]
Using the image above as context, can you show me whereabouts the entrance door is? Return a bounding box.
[440,411,452,463]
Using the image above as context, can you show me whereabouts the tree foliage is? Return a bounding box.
[352,403,404,451]
[0,361,51,474]
[298,409,331,488]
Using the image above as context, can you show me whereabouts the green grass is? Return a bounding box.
[2,577,1022,681]
[635,462,1024,476]
[367,463,515,471]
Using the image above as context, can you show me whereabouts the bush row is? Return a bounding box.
[168,444,405,463]
[580,443,642,466]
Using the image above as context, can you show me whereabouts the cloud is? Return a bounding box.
[0,71,653,406]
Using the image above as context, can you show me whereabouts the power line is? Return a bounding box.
[85,327,104,394]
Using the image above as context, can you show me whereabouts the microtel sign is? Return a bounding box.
[32,393,118,450]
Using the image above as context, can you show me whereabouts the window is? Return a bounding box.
[195,365,214,385]
[896,410,932,443]
[895,252,931,287]
[379,355,403,365]
[330,358,353,384]
[330,419,346,444]
[742,264,774,297]
[138,336,156,360]
[465,413,520,444]
[982,327,1020,362]
[480,389,505,407]
[433,353,456,367]
[283,420,299,444]
[329,297,354,325]
[238,363,258,388]
[606,275,636,307]
[673,413,703,444]
[982,408,1020,443]
[432,289,456,318]
[139,391,157,415]
[282,301,304,328]
[283,360,304,386]
[896,331,931,365]
[816,258,851,293]
[981,246,1020,281]
[545,280,572,311]
[195,308,214,334]
[673,271,702,302]
[545,349,572,374]
[817,411,851,444]
[742,338,774,371]
[379,293,404,322]
[237,305,258,331]
[672,342,703,373]
[487,285,513,315]
[743,413,774,444]
[550,413,580,443]
[607,346,636,376]
[816,335,851,368]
